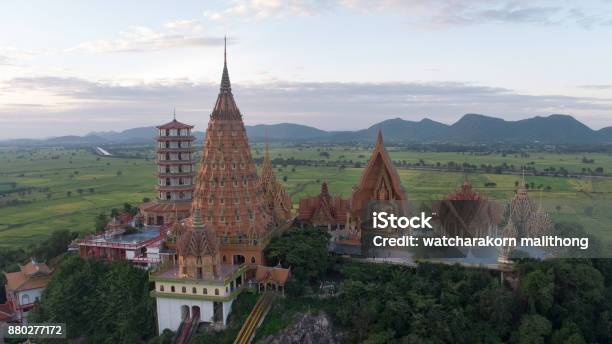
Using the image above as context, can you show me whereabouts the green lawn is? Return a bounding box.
[1,146,611,249]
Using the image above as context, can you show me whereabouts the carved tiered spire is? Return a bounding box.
[211,36,241,120]
[259,143,292,224]
[192,40,272,241]
[220,36,231,93]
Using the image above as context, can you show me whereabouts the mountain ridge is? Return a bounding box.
[2,114,611,146]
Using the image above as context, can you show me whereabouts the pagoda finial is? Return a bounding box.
[173,107,176,121]
[376,129,384,146]
[220,36,231,93]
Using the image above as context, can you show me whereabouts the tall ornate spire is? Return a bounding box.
[220,36,231,93]
[211,36,241,120]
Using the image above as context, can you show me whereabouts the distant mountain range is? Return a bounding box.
[2,114,611,146]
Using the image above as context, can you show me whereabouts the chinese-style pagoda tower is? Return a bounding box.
[347,131,406,240]
[259,143,292,225]
[191,38,273,265]
[140,113,196,225]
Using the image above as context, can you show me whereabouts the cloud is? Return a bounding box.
[1,76,611,139]
[579,84,612,90]
[205,0,612,27]
[164,19,199,29]
[204,0,334,20]
[67,25,222,53]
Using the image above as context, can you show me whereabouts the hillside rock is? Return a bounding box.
[256,312,339,344]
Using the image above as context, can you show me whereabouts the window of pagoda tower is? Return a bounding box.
[178,165,183,173]
[203,288,208,294]
[178,153,182,160]
[207,211,212,222]
[182,287,186,293]
[208,196,214,204]
[179,177,184,185]
[179,192,185,200]
[192,287,197,294]
[166,178,171,186]
[165,153,170,160]
[165,129,170,136]
[220,198,224,204]
[165,141,170,148]
[166,192,171,200]
[171,286,175,292]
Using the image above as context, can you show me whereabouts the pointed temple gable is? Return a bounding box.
[259,143,293,224]
[350,131,406,212]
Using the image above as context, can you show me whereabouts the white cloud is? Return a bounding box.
[205,0,612,27]
[204,0,334,20]
[66,25,222,53]
[164,19,199,29]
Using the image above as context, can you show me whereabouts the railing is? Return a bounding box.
[233,293,274,344]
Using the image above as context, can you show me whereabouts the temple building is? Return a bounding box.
[259,144,293,225]
[435,176,501,238]
[190,38,274,267]
[1,259,53,323]
[140,114,196,225]
[345,131,407,242]
[297,181,348,230]
[151,208,246,332]
[151,38,290,336]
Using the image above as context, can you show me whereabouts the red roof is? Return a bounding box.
[0,302,15,322]
[255,265,291,285]
[157,119,194,130]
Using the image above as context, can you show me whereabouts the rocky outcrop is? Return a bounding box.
[256,312,340,344]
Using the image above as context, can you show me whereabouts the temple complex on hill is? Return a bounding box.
[0,259,53,323]
[151,38,291,335]
[140,114,196,225]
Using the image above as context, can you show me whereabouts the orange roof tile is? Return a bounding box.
[255,265,291,285]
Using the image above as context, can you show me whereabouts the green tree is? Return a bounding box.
[520,270,554,314]
[518,314,552,344]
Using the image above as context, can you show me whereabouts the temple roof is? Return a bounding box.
[349,130,406,212]
[445,176,482,201]
[298,181,348,225]
[177,209,220,257]
[4,260,53,292]
[255,265,291,285]
[157,118,194,130]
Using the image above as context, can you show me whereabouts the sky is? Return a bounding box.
[1,0,612,139]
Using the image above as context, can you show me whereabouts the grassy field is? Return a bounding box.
[1,146,611,249]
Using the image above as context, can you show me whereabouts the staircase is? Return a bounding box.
[174,313,199,344]
[233,293,274,344]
